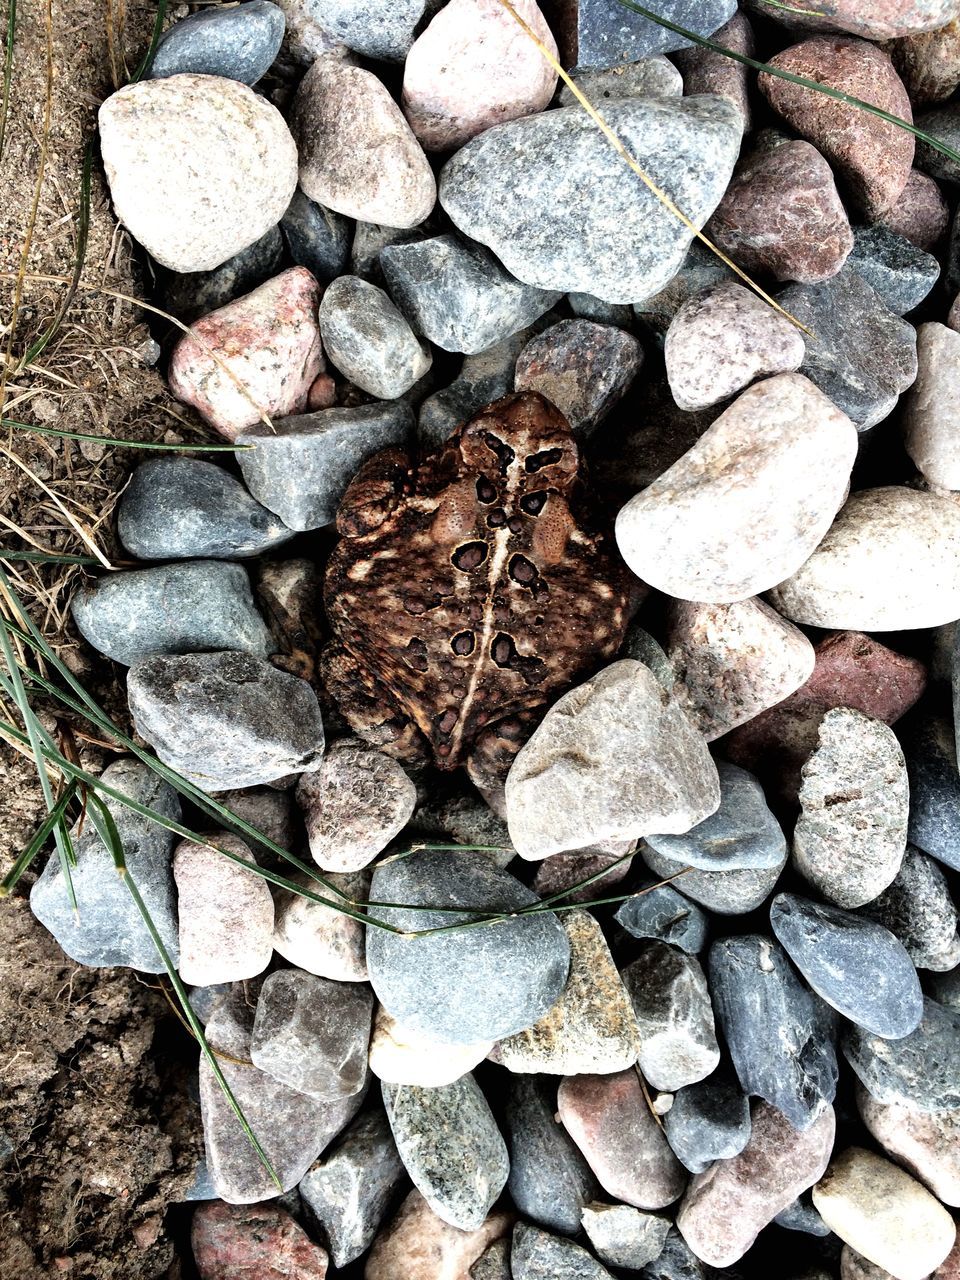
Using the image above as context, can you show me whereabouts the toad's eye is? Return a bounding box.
[520,491,548,516]
[476,478,497,504]
[525,448,563,472]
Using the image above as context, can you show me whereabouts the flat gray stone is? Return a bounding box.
[641,840,787,916]
[842,997,960,1111]
[858,846,960,971]
[663,1077,752,1173]
[621,943,720,1091]
[569,0,736,65]
[148,0,285,83]
[319,274,431,398]
[281,188,351,283]
[511,1221,613,1280]
[615,883,709,954]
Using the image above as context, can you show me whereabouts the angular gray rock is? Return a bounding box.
[557,57,683,104]
[846,223,940,314]
[511,1221,613,1280]
[621,944,720,1091]
[615,883,709,954]
[641,841,787,916]
[580,1203,671,1271]
[858,847,960,971]
[318,274,431,398]
[663,1077,752,1174]
[842,997,960,1111]
[641,1228,705,1280]
[417,327,535,446]
[148,0,285,83]
[127,650,325,791]
[904,711,960,874]
[281,188,351,283]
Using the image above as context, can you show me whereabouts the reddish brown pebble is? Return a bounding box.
[307,373,337,411]
[192,1201,329,1279]
[759,37,914,218]
[675,11,755,127]
[365,1190,512,1280]
[892,19,960,106]
[879,168,950,249]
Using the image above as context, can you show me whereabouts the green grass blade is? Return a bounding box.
[0,0,16,163]
[2,417,250,452]
[1,779,77,895]
[0,550,100,565]
[131,0,168,84]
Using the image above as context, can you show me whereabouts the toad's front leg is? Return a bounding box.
[319,643,430,767]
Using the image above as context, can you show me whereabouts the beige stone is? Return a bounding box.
[858,1083,960,1207]
[903,323,960,489]
[368,1006,492,1087]
[364,1191,511,1280]
[272,868,368,981]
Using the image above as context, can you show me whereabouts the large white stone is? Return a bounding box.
[903,322,960,489]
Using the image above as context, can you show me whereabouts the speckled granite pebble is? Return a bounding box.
[149,1,285,83]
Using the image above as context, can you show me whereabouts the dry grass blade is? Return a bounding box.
[0,0,15,161]
[0,441,111,568]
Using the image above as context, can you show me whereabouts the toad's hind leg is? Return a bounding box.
[319,643,430,766]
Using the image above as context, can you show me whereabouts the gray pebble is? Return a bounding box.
[581,1203,671,1271]
[842,996,960,1111]
[662,1077,752,1174]
[615,882,709,954]
[319,275,431,399]
[622,943,720,1091]
[568,291,636,327]
[511,1221,612,1280]
[641,1227,705,1280]
[471,1237,512,1280]
[858,846,960,972]
[632,239,735,342]
[773,1193,831,1237]
[641,841,787,916]
[149,0,285,83]
[558,56,684,104]
[570,0,736,65]
[418,327,538,447]
[304,0,429,60]
[619,623,675,693]
[846,223,940,314]
[903,711,960,873]
[164,225,284,322]
[352,221,422,284]
[281,187,351,282]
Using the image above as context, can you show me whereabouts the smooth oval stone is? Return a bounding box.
[149,1,285,83]
[614,882,709,955]
[71,560,271,667]
[615,373,857,603]
[857,1081,960,1207]
[770,487,960,630]
[880,167,950,249]
[846,223,940,314]
[642,841,786,917]
[272,868,369,980]
[439,96,742,305]
[365,850,571,1044]
[117,458,294,561]
[621,943,720,1092]
[99,75,297,272]
[753,0,960,40]
[663,1077,752,1174]
[842,996,960,1111]
[318,274,431,398]
[903,322,960,488]
[369,1005,492,1088]
[770,893,923,1038]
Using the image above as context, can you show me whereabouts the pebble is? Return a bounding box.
[273,868,369,981]
[514,319,643,435]
[173,835,274,984]
[567,0,736,64]
[438,96,742,305]
[778,269,918,430]
[774,1193,831,1237]
[892,19,960,106]
[383,1075,509,1230]
[842,996,960,1111]
[770,487,960,629]
[632,240,736,341]
[642,841,787,916]
[558,56,683,105]
[793,708,909,909]
[495,909,641,1076]
[642,1228,705,1280]
[675,11,754,125]
[707,140,854,284]
[117,458,294,561]
[505,661,720,860]
[709,935,838,1130]
[318,275,431,399]
[581,1203,671,1271]
[666,596,815,741]
[149,1,285,83]
[759,37,914,219]
[859,847,960,972]
[351,221,422,284]
[164,225,285,324]
[846,223,940,314]
[365,850,571,1044]
[291,58,435,228]
[402,0,558,151]
[621,944,720,1091]
[858,1084,960,1207]
[99,75,297,272]
[191,1200,329,1280]
[30,759,181,972]
[169,267,323,441]
[369,1005,492,1087]
[471,1239,511,1280]
[71,561,271,668]
[615,883,709,955]
[381,234,561,355]
[127,650,325,791]
[298,1108,406,1269]
[903,322,960,488]
[754,0,960,40]
[511,1221,613,1280]
[770,893,923,1038]
[664,283,805,411]
[274,0,347,65]
[915,103,960,182]
[303,0,427,60]
[296,739,416,872]
[503,1075,599,1235]
[676,1101,836,1268]
[904,711,960,873]
[557,1070,687,1210]
[615,374,857,603]
[251,969,372,1100]
[365,1191,512,1280]
[880,167,950,249]
[811,1147,956,1280]
[280,189,352,283]
[662,1077,752,1174]
[235,401,413,531]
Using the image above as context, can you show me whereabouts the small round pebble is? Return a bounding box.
[148,1,285,84]
[663,1077,752,1173]
[319,274,431,399]
[615,882,709,955]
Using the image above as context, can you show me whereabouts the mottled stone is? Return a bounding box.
[675,11,754,125]
[904,711,960,873]
[709,935,838,1129]
[274,0,346,65]
[439,97,742,305]
[615,883,709,954]
[273,868,368,981]
[168,267,323,441]
[291,58,435,228]
[191,1200,329,1280]
[621,944,719,1091]
[641,1228,705,1280]
[235,401,413,532]
[880,167,950,249]
[676,1102,836,1268]
[751,0,960,39]
[365,1192,512,1280]
[843,997,960,1111]
[369,1005,492,1088]
[164,225,285,324]
[383,1074,508,1230]
[99,75,297,272]
[915,103,960,183]
[616,374,857,602]
[812,1147,956,1280]
[511,1221,612,1280]
[893,19,960,107]
[581,1203,671,1271]
[760,38,914,218]
[903,322,960,488]
[847,224,939,314]
[563,0,737,65]
[128,650,325,791]
[558,56,683,105]
[318,275,430,399]
[505,661,720,860]
[642,841,786,917]
[859,847,960,971]
[514,319,643,435]
[558,1070,687,1210]
[471,1238,511,1280]
[150,2,285,83]
[307,0,428,59]
[663,1078,751,1174]
[173,835,273,985]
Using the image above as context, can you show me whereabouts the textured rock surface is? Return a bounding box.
[859,847,960,971]
[511,1221,613,1280]
[615,374,857,602]
[858,1084,960,1206]
[514,319,643,435]
[567,0,737,64]
[272,868,368,981]
[615,882,709,954]
[752,0,960,40]
[99,74,297,272]
[663,1077,752,1174]
[303,0,428,59]
[318,274,430,398]
[642,840,787,916]
[191,1200,329,1279]
[621,944,720,1091]
[904,711,960,873]
[915,102,960,182]
[842,997,960,1111]
[846,223,940,313]
[581,1203,671,1271]
[892,18,960,105]
[281,188,351,283]
[675,11,754,124]
[557,56,683,105]
[505,661,720,860]
[365,1192,512,1280]
[369,1006,492,1088]
[903,322,960,487]
[880,166,951,248]
[149,2,285,83]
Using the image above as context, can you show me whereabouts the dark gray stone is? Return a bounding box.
[621,943,720,1091]
[148,0,285,83]
[777,269,919,430]
[298,1108,405,1268]
[471,1237,511,1280]
[903,711,960,872]
[503,1075,599,1236]
[236,401,413,531]
[439,97,742,305]
[842,996,960,1111]
[769,893,924,1038]
[569,0,736,65]
[662,1077,752,1173]
[365,850,571,1044]
[164,225,284,322]
[180,1156,218,1202]
[646,761,786,872]
[931,966,960,1011]
[381,233,560,354]
[632,239,735,342]
[71,560,271,667]
[29,758,180,972]
[281,188,351,282]
[708,935,838,1130]
[318,274,431,398]
[773,1193,831,1237]
[619,623,674,692]
[117,458,295,561]
[382,1075,508,1231]
[512,1221,613,1280]
[641,1227,705,1280]
[250,969,373,1100]
[127,650,325,791]
[846,223,940,314]
[568,292,636,327]
[858,846,960,972]
[303,0,428,60]
[615,882,709,954]
[915,104,960,184]
[641,841,786,916]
